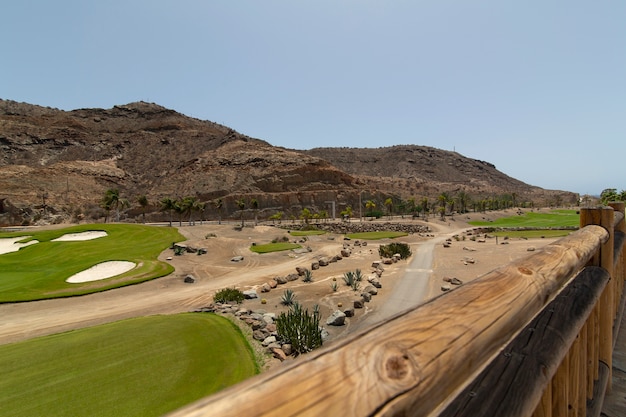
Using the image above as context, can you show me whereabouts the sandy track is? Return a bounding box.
[0,213,556,346]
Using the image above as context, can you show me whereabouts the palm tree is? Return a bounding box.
[341,205,353,222]
[250,198,259,225]
[102,189,129,223]
[456,191,470,214]
[420,197,429,219]
[197,202,206,225]
[384,198,393,219]
[236,198,246,227]
[300,208,312,224]
[181,196,198,226]
[365,200,376,219]
[174,199,186,226]
[160,197,176,226]
[137,195,149,224]
[213,198,223,224]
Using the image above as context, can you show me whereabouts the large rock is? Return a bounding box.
[231,255,244,262]
[183,275,196,283]
[318,257,330,266]
[326,310,346,326]
[243,290,258,299]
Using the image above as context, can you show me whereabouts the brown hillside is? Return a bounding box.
[0,99,576,225]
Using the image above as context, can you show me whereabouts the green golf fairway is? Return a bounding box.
[468,209,579,228]
[0,313,258,417]
[0,224,184,302]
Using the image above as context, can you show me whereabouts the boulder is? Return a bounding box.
[296,266,307,276]
[282,344,293,356]
[311,262,320,270]
[275,276,288,285]
[243,290,258,299]
[262,336,277,347]
[340,249,351,257]
[260,283,271,293]
[252,330,265,341]
[382,258,394,265]
[183,275,196,283]
[441,284,451,292]
[354,299,364,309]
[326,310,346,326]
[272,347,287,361]
[231,255,244,262]
[318,257,330,267]
[344,308,355,317]
[364,285,378,295]
[268,279,278,289]
[286,273,299,282]
[361,292,371,302]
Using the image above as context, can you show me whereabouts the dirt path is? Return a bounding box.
[0,212,557,346]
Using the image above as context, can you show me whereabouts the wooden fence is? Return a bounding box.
[169,203,626,417]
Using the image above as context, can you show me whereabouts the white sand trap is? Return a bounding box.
[66,261,136,283]
[0,237,39,255]
[52,231,108,241]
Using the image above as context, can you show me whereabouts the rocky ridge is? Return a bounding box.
[0,99,577,226]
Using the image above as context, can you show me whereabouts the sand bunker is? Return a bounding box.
[0,237,39,255]
[66,261,136,283]
[52,231,108,241]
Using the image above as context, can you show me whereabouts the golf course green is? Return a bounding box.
[0,313,259,417]
[0,224,184,303]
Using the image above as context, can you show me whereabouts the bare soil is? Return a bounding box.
[0,209,558,359]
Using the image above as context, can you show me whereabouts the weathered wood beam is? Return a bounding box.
[438,266,609,417]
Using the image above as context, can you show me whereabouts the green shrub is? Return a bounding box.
[276,302,323,355]
[214,288,245,304]
[302,269,313,283]
[281,289,296,306]
[379,242,412,259]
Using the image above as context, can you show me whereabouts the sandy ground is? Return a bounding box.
[0,209,559,350]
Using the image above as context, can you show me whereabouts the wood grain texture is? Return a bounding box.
[169,226,608,417]
[439,267,609,417]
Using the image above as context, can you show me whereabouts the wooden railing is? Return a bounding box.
[169,203,626,417]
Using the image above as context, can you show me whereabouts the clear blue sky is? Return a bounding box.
[2,1,624,196]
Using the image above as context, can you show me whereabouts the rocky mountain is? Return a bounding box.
[0,99,577,226]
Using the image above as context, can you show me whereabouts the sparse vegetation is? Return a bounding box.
[214,288,245,304]
[379,242,412,259]
[249,242,301,254]
[346,231,408,240]
[302,269,313,283]
[276,302,323,355]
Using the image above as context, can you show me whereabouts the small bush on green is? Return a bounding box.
[276,302,323,355]
[379,242,412,259]
[214,288,245,304]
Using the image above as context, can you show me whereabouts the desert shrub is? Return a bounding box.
[213,288,245,304]
[379,242,412,259]
[302,269,313,283]
[342,271,355,286]
[281,289,296,306]
[330,281,338,292]
[276,302,323,355]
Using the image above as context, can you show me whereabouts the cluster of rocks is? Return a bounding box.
[281,222,430,235]
[195,303,298,361]
[441,276,464,292]
[172,243,207,255]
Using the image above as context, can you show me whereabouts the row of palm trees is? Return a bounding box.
[101,188,531,225]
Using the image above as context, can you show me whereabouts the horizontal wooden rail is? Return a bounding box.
[169,226,608,417]
[439,266,610,417]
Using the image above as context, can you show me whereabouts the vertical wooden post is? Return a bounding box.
[579,324,588,414]
[569,334,580,417]
[581,207,615,393]
[552,351,570,416]
[534,379,552,417]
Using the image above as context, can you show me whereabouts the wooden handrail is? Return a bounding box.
[169,225,609,417]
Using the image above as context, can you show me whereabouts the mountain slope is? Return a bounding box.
[0,99,576,225]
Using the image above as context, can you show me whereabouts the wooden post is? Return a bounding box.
[578,324,588,415]
[534,384,552,417]
[581,207,615,395]
[552,351,569,416]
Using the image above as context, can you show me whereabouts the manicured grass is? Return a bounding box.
[491,229,573,238]
[288,230,326,236]
[468,210,580,228]
[346,231,408,240]
[0,313,258,417]
[0,224,184,303]
[250,242,302,253]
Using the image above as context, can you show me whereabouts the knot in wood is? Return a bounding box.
[518,266,533,275]
[385,353,411,381]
